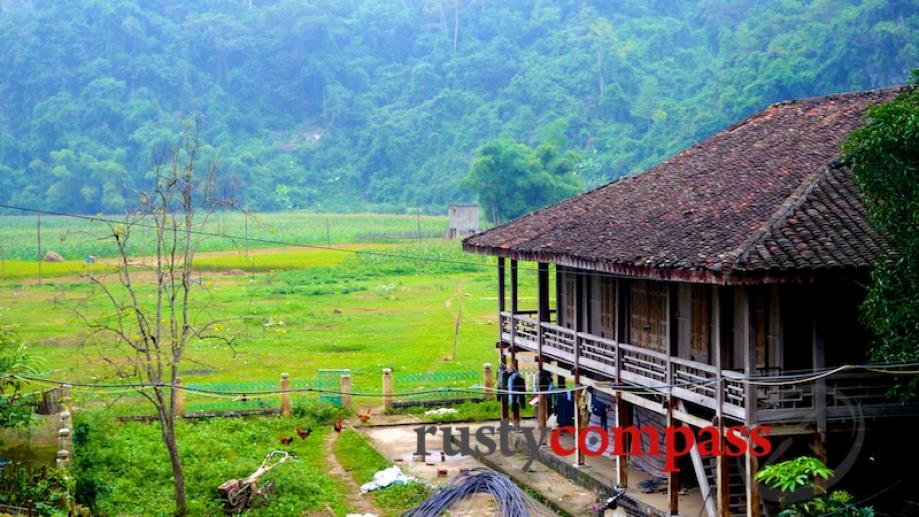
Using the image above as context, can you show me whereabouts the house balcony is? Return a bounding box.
[500,311,916,425]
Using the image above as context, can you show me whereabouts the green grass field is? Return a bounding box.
[0,214,548,515]
[0,231,542,412]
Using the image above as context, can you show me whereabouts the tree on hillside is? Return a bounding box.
[464,138,582,225]
[843,70,919,400]
[78,126,234,515]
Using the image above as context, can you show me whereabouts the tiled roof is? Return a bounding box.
[463,86,904,283]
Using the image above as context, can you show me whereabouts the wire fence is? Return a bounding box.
[394,370,483,404]
[57,367,489,418]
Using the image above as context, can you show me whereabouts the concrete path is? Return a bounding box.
[362,422,598,516]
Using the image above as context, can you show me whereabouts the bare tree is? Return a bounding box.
[78,126,234,515]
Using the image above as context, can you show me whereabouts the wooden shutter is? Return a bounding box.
[690,285,711,363]
[630,280,668,352]
[600,277,615,337]
[647,282,668,352]
[563,273,575,329]
[630,280,649,348]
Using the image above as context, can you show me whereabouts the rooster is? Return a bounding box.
[279,435,293,445]
[296,426,312,440]
[357,408,372,424]
[333,415,343,433]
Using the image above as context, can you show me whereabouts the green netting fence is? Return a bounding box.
[392,370,482,404]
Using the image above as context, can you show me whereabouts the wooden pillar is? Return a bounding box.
[483,363,494,400]
[510,260,519,314]
[713,287,731,517]
[498,258,506,319]
[615,396,630,487]
[665,285,678,516]
[280,372,291,417]
[537,262,550,429]
[573,271,584,466]
[738,286,761,517]
[174,378,185,418]
[812,313,827,493]
[667,400,679,516]
[382,368,393,411]
[340,374,352,409]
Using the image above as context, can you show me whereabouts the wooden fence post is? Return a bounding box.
[341,374,352,409]
[280,373,291,417]
[483,363,494,400]
[174,378,185,417]
[382,368,393,411]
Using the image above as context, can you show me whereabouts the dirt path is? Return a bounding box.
[325,430,382,516]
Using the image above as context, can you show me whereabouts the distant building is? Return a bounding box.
[446,203,479,239]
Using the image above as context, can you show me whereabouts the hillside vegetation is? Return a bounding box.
[0,0,915,213]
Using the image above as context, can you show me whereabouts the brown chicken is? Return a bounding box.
[333,415,343,433]
[279,435,293,445]
[357,408,372,423]
[296,426,312,440]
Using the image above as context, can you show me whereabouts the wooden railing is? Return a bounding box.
[498,311,917,424]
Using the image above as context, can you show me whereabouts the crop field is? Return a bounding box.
[0,211,448,261]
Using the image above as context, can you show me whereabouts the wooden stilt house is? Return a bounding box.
[464,86,919,516]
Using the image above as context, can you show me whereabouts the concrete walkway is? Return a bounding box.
[362,422,597,516]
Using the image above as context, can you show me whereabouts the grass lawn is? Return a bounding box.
[72,405,349,516]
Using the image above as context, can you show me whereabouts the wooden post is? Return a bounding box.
[667,400,679,516]
[537,262,550,429]
[713,287,731,517]
[498,258,506,312]
[666,284,678,515]
[738,286,761,517]
[382,368,393,411]
[615,396,629,487]
[483,363,494,400]
[812,312,827,494]
[174,377,185,417]
[326,217,332,248]
[510,260,518,313]
[573,271,584,466]
[341,374,352,410]
[280,373,291,417]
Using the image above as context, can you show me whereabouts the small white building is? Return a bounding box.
[446,203,479,239]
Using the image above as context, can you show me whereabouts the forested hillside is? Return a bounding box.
[0,0,915,214]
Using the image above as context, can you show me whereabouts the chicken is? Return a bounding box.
[279,435,293,445]
[333,415,343,433]
[296,426,312,440]
[357,408,372,423]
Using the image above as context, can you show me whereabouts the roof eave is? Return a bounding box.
[463,241,870,285]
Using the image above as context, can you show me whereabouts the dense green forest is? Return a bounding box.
[0,0,915,214]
